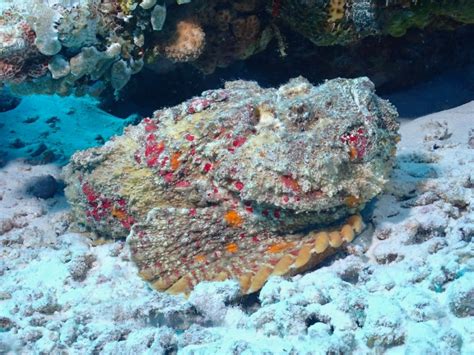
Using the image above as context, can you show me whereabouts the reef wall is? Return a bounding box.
[1,0,473,96]
[277,0,474,46]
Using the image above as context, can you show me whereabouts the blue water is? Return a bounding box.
[0,95,135,166]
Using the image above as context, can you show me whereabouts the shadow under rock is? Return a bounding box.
[384,64,474,119]
[111,25,474,119]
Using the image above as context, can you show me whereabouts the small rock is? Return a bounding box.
[65,107,75,115]
[30,143,47,157]
[0,317,15,332]
[0,218,14,235]
[27,175,58,199]
[0,340,11,353]
[468,129,474,149]
[109,241,125,257]
[23,115,39,124]
[59,319,78,346]
[95,134,105,144]
[363,299,405,348]
[440,328,463,353]
[29,315,48,327]
[308,322,332,338]
[68,253,97,281]
[0,292,12,300]
[32,291,61,315]
[447,273,474,317]
[188,280,240,324]
[9,138,26,149]
[20,329,43,343]
[45,116,60,128]
[0,88,21,112]
[398,289,443,322]
[179,324,219,348]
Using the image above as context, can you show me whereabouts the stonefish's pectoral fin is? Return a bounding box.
[128,207,364,296]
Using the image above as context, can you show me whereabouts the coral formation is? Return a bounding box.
[0,19,47,83]
[64,76,399,295]
[274,0,474,46]
[0,0,272,94]
[1,0,473,95]
[162,20,206,62]
[191,0,272,74]
[0,0,150,96]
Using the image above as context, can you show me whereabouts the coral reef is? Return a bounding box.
[64,76,399,295]
[0,0,273,95]
[2,0,473,95]
[191,0,273,74]
[0,0,149,96]
[276,0,474,46]
[0,19,47,83]
[161,20,206,62]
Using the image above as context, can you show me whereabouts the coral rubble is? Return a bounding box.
[64,76,399,295]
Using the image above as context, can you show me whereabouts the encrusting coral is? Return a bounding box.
[64,76,399,295]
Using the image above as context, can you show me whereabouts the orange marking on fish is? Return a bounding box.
[349,146,358,160]
[225,243,239,253]
[266,241,295,254]
[224,210,243,227]
[194,254,206,263]
[171,152,182,171]
[111,207,127,220]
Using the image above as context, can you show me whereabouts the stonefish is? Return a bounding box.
[64,77,399,295]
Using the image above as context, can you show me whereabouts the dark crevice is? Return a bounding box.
[104,25,474,119]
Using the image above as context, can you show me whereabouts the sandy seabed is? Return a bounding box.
[0,99,473,354]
